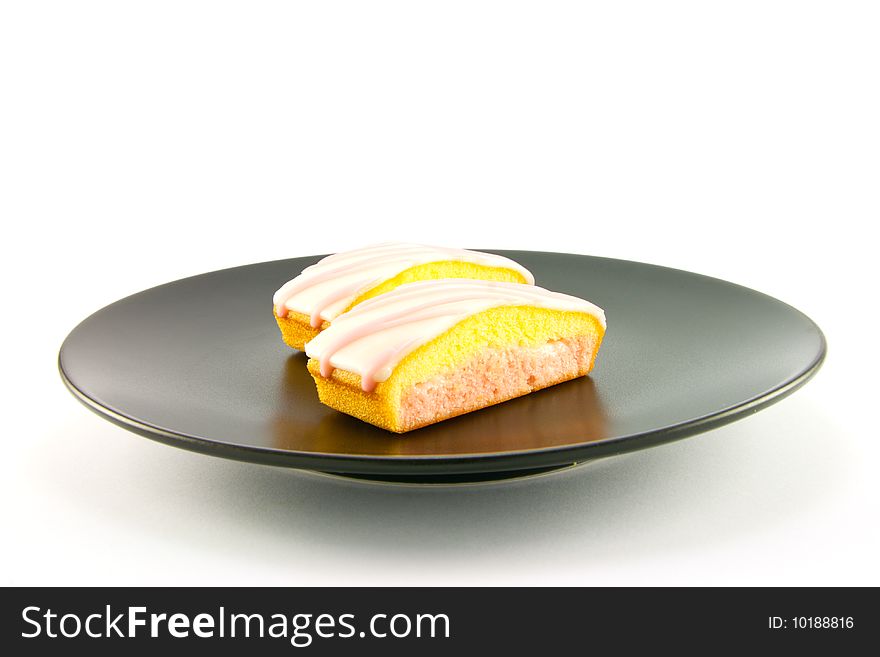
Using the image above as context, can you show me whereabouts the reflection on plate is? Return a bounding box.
[272,354,608,456]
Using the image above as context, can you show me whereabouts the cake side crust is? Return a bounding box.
[307,364,399,432]
[275,310,328,351]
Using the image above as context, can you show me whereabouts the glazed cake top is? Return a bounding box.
[305,278,606,392]
[273,243,536,326]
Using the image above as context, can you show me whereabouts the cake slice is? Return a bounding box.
[304,279,606,432]
[273,243,534,350]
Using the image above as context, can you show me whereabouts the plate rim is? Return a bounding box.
[60,346,824,475]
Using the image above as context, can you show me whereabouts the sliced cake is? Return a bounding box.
[304,279,606,432]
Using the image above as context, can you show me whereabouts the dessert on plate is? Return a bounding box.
[304,279,606,433]
[273,243,535,350]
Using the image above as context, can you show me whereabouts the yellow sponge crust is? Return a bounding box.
[308,305,606,432]
[275,260,529,350]
[275,310,328,351]
[350,260,530,306]
[307,360,402,432]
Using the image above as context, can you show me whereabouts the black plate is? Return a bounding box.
[59,251,825,482]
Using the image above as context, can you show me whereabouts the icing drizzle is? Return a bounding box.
[305,279,606,392]
[272,243,536,327]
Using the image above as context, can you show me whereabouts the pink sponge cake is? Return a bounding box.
[304,279,607,432]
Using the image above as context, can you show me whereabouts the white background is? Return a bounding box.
[2,1,878,585]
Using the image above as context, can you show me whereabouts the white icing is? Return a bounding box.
[272,243,535,326]
[305,278,606,392]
